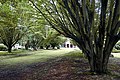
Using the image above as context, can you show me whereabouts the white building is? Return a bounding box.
[64,38,77,48]
[12,44,24,50]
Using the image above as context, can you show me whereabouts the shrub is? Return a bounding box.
[114,42,120,50]
[0,44,7,51]
[112,50,120,53]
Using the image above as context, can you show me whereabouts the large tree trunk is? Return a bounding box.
[87,55,106,74]
[85,49,112,74]
[89,56,108,74]
[8,45,12,53]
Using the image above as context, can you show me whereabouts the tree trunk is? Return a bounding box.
[46,45,50,49]
[8,46,12,53]
[32,46,37,51]
[40,46,44,49]
[88,52,110,74]
[25,44,29,50]
[25,40,30,50]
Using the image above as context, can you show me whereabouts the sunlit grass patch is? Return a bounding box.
[64,50,83,58]
[0,49,76,69]
[0,51,8,55]
[0,49,26,56]
[112,50,120,53]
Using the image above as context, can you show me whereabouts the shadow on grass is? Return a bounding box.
[0,54,33,60]
[0,50,120,80]
[0,50,33,60]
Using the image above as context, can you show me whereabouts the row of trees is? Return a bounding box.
[0,0,66,52]
[24,26,66,50]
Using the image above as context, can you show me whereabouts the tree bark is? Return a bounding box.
[8,45,12,53]
[40,46,44,49]
[87,51,110,74]
[25,40,30,50]
[46,45,50,49]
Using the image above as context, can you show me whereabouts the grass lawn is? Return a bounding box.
[0,48,120,80]
[0,48,78,69]
[112,50,120,58]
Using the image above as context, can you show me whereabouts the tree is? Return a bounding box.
[50,36,65,49]
[42,30,66,49]
[28,23,65,50]
[30,0,120,74]
[27,17,48,50]
[25,8,66,50]
[0,1,31,52]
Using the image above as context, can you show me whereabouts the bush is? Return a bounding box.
[115,45,120,50]
[112,50,120,53]
[114,42,120,50]
[0,44,7,51]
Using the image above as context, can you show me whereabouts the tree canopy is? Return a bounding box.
[0,0,31,52]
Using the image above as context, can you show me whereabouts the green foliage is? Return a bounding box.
[0,0,32,52]
[0,2,21,52]
[42,30,66,49]
[27,19,66,49]
[112,50,120,53]
[0,44,7,51]
[50,36,62,48]
[114,42,120,50]
[0,49,26,56]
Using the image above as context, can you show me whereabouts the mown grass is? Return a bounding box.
[0,49,76,69]
[111,49,120,58]
[0,49,26,56]
[112,50,120,53]
[64,50,83,58]
[0,51,8,55]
